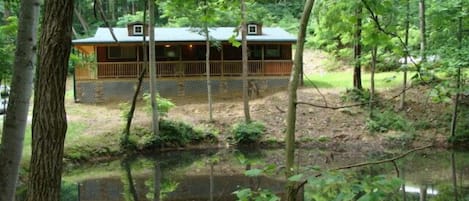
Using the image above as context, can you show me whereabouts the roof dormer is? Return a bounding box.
[127,22,148,36]
[247,22,262,35]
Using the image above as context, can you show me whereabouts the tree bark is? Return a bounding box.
[241,0,251,123]
[123,160,139,201]
[0,0,40,200]
[285,0,314,200]
[450,4,463,139]
[353,3,363,90]
[204,0,213,122]
[369,46,377,118]
[419,0,426,65]
[148,0,159,135]
[26,0,73,200]
[153,162,161,201]
[74,7,90,35]
[122,2,148,147]
[399,0,410,110]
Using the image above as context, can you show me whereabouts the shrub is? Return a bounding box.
[143,93,175,117]
[341,88,371,105]
[140,119,209,148]
[366,110,413,133]
[231,121,265,144]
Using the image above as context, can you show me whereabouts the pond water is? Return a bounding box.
[62,148,469,201]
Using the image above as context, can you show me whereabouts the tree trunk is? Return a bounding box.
[204,0,213,122]
[399,0,410,110]
[154,162,161,201]
[74,7,90,34]
[419,0,426,65]
[369,46,377,118]
[109,0,116,22]
[285,0,315,200]
[122,2,148,147]
[148,0,159,135]
[123,160,139,201]
[2,1,11,19]
[241,0,251,123]
[26,0,73,200]
[451,151,459,200]
[419,185,427,201]
[353,3,363,90]
[0,0,40,200]
[450,4,463,139]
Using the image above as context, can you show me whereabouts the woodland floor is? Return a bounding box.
[65,50,452,152]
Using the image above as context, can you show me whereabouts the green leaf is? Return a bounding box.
[228,35,241,47]
[288,174,304,182]
[245,168,263,177]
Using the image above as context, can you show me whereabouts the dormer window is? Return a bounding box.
[247,24,257,35]
[133,25,144,35]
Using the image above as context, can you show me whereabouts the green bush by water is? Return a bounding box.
[136,119,216,149]
[366,110,413,133]
[231,121,265,144]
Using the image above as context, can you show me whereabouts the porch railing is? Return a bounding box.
[75,60,292,80]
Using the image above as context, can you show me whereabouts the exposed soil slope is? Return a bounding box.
[66,50,451,151]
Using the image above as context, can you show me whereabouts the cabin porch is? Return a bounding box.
[74,60,293,80]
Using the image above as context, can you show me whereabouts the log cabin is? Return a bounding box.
[72,22,296,103]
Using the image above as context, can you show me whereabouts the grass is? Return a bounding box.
[304,71,405,90]
[21,121,88,165]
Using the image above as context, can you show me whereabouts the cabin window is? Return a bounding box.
[247,24,257,35]
[248,45,262,60]
[133,25,144,35]
[107,46,136,59]
[264,45,281,59]
[156,45,180,61]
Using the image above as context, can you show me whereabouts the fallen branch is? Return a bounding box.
[292,144,433,196]
[330,144,432,171]
[295,83,415,110]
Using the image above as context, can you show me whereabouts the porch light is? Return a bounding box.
[165,45,171,48]
[189,44,193,48]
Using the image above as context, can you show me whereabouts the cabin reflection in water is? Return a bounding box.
[78,174,303,201]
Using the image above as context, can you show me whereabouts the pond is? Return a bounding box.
[61,148,469,201]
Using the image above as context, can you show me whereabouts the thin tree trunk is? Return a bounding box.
[369,46,377,118]
[451,151,459,201]
[285,0,314,200]
[26,0,74,200]
[122,2,148,147]
[0,0,40,200]
[353,3,363,90]
[400,0,410,110]
[450,4,463,139]
[204,0,213,122]
[109,0,116,22]
[154,162,161,201]
[419,185,427,201]
[123,160,139,201]
[74,7,90,34]
[148,0,159,135]
[209,163,214,201]
[2,1,11,19]
[419,0,426,65]
[241,0,251,123]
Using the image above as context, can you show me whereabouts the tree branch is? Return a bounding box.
[293,144,433,195]
[361,0,421,69]
[296,85,414,110]
[94,0,118,42]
